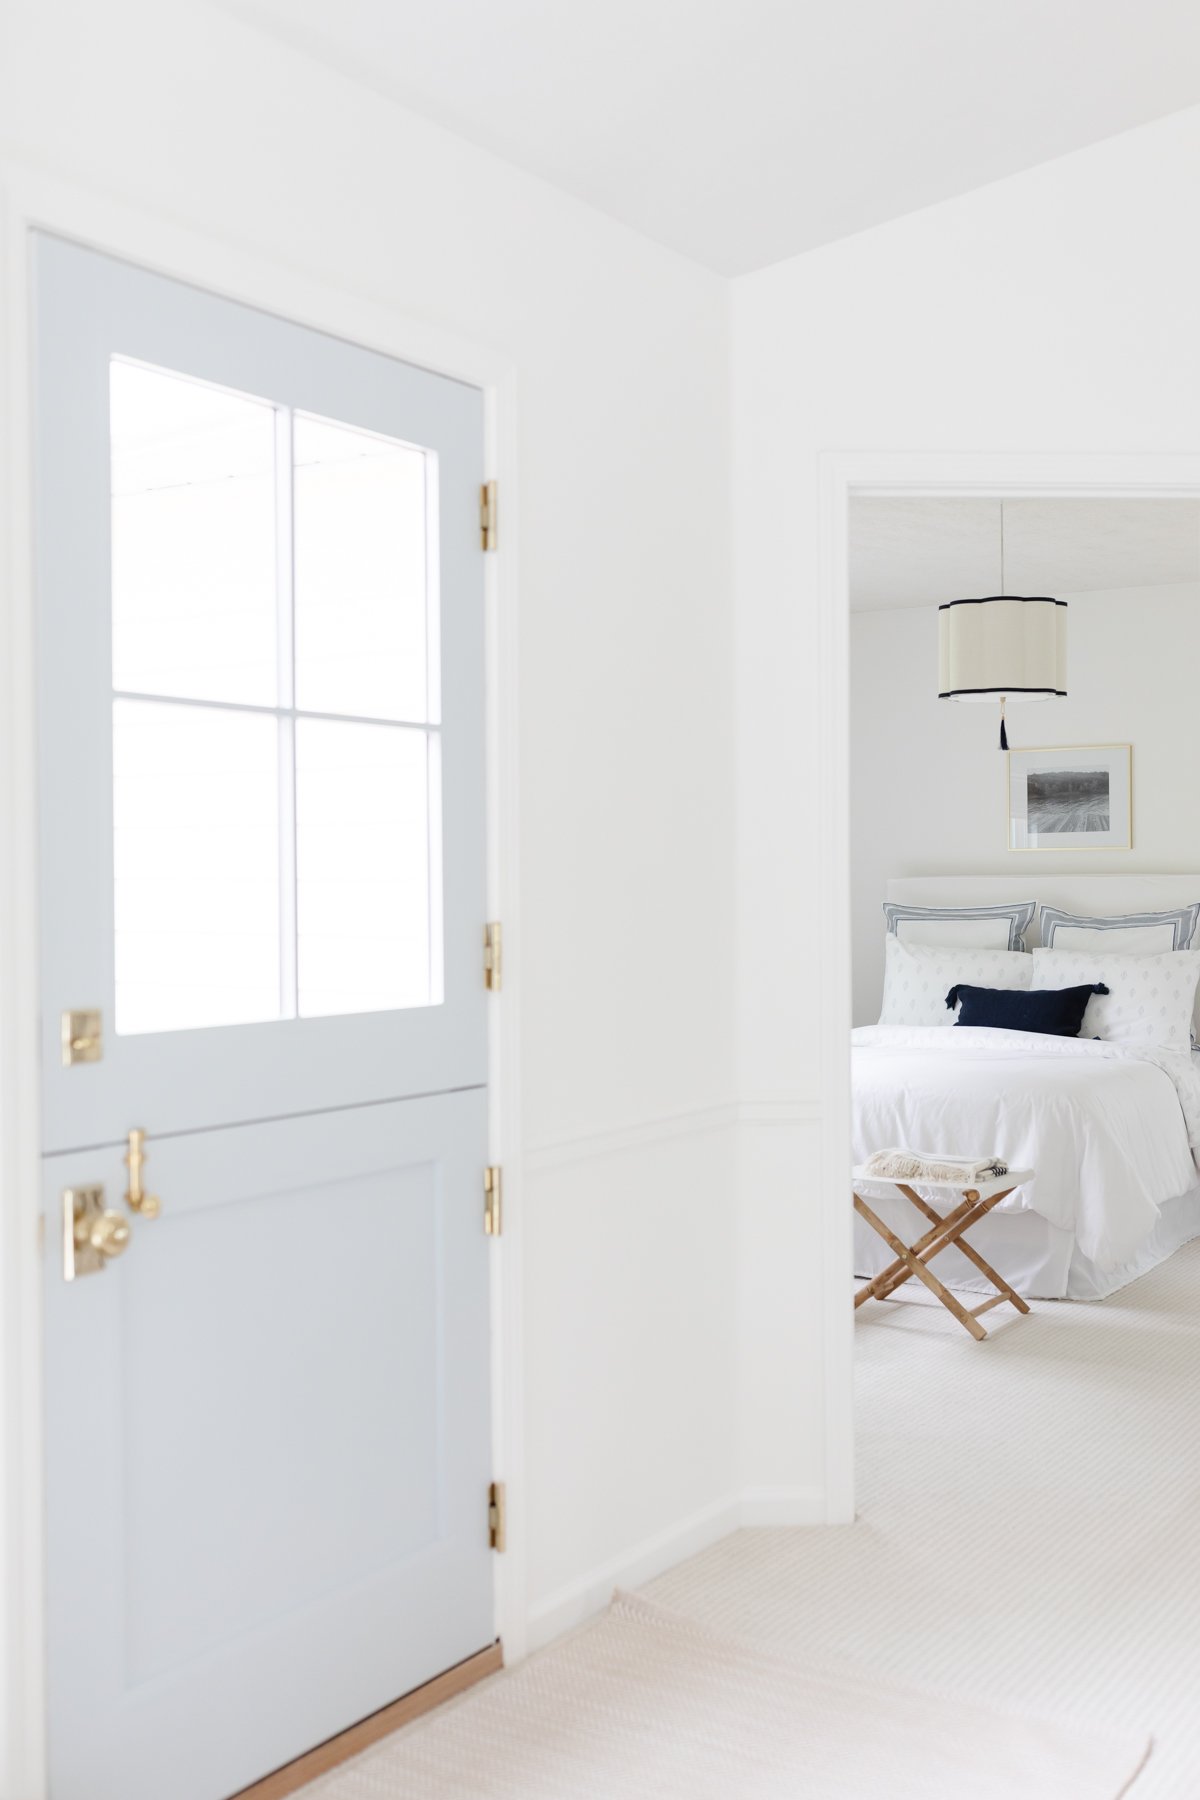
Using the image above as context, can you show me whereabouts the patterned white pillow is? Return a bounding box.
[1030,948,1200,1053]
[879,937,1034,1028]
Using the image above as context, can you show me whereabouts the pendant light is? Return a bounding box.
[937,503,1067,748]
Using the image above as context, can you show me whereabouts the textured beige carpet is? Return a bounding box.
[650,1242,1200,1796]
[301,1239,1200,1796]
[304,1590,1146,1797]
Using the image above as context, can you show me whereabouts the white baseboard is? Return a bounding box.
[525,1483,828,1652]
[738,1484,827,1526]
[526,1495,741,1649]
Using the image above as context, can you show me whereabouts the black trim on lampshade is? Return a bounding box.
[938,685,1069,698]
[938,595,1067,610]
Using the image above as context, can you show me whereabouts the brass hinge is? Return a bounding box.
[480,480,497,551]
[488,1481,507,1552]
[484,1165,502,1237]
[483,921,502,991]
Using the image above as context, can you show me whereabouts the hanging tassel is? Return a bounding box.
[999,696,1008,751]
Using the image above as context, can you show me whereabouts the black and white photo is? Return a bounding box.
[1025,765,1110,835]
[1008,745,1132,851]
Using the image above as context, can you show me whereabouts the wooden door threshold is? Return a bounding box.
[230,1641,504,1800]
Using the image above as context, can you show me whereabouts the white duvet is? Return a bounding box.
[852,1025,1200,1271]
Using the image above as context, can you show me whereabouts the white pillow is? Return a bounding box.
[883,900,1035,953]
[1030,948,1200,1053]
[1039,903,1200,955]
[879,937,1034,1028]
[1045,923,1178,955]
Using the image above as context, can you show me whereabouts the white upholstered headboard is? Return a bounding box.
[885,875,1200,947]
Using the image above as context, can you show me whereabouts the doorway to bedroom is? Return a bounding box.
[848,492,1200,1314]
[836,483,1200,1784]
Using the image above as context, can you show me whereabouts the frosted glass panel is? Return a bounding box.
[110,360,278,706]
[114,701,281,1034]
[296,720,434,1018]
[293,415,434,723]
[107,365,444,1033]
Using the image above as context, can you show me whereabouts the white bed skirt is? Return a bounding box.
[853,1181,1200,1301]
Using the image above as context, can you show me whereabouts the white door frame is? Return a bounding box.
[0,163,525,1800]
[817,448,1200,1525]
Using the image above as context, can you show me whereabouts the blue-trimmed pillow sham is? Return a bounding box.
[1039,903,1200,953]
[883,900,1036,954]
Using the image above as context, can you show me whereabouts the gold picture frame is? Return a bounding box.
[1005,744,1132,852]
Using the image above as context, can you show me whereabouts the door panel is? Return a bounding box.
[44,1090,492,1800]
[35,234,486,1153]
[34,235,495,1800]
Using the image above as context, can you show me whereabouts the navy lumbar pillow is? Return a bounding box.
[945,981,1110,1038]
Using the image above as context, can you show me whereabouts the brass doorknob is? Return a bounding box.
[81,1209,130,1261]
[63,1186,133,1280]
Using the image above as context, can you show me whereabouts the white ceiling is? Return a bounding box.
[211,0,1200,275]
[848,499,1200,611]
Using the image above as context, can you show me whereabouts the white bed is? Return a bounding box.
[853,876,1200,1300]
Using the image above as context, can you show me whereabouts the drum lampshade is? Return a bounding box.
[938,596,1067,703]
[938,595,1066,749]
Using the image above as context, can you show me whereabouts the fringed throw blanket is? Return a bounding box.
[861,1147,1009,1184]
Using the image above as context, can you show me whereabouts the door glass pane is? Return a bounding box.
[295,719,434,1018]
[293,415,434,723]
[114,700,281,1034]
[107,362,445,1034]
[110,360,278,706]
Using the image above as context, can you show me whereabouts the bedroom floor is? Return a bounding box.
[646,1241,1200,1797]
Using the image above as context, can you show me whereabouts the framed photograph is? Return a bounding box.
[1006,745,1132,852]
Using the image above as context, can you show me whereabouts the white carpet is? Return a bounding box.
[649,1241,1200,1796]
[296,1241,1200,1796]
[302,1590,1144,1797]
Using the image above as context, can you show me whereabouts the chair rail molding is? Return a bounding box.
[524,1093,821,1174]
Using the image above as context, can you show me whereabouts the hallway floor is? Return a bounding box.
[299,1242,1200,1796]
[647,1242,1200,1795]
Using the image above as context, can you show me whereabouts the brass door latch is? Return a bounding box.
[63,1187,130,1280]
[61,1009,102,1065]
[62,1130,162,1280]
[124,1128,161,1218]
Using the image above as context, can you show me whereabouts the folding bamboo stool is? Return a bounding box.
[853,1167,1034,1341]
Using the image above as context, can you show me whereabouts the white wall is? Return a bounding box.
[851,582,1200,1024]
[6,1,1200,1736]
[732,106,1200,1504]
[0,0,737,1680]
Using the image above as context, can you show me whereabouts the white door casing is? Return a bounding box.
[34,233,495,1800]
